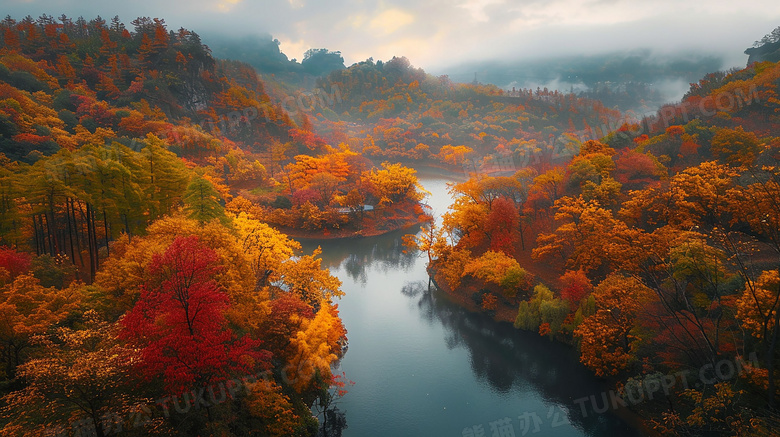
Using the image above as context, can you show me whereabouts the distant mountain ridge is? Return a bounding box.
[745,25,780,64]
[435,50,724,112]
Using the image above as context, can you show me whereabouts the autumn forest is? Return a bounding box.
[0,12,779,437]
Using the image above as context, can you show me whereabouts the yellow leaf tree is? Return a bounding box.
[233,212,301,291]
[463,250,528,297]
[366,162,424,205]
[533,196,617,273]
[279,247,343,309]
[285,301,347,393]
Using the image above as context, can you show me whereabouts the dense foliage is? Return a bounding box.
[310,56,623,172]
[412,56,780,434]
[0,15,358,436]
[3,12,780,436]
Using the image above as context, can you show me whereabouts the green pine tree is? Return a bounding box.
[183,175,226,223]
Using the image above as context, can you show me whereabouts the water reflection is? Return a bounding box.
[299,174,640,437]
[297,225,420,285]
[305,226,639,436]
[409,278,639,435]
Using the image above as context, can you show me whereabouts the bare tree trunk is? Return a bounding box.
[43,213,54,255]
[65,197,76,264]
[85,203,96,281]
[71,199,85,269]
[767,307,779,410]
[32,214,40,256]
[103,210,110,257]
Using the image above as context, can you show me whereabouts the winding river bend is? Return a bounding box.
[298,170,642,437]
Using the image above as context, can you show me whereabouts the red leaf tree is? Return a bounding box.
[120,236,269,395]
[558,269,593,309]
[0,246,31,281]
[258,294,314,362]
[485,197,519,254]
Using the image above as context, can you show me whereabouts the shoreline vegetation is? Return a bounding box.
[277,199,433,240]
[1,12,780,437]
[424,263,656,436]
[426,263,518,323]
[407,73,780,433]
[225,159,433,241]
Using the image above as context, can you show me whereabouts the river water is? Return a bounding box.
[298,171,642,437]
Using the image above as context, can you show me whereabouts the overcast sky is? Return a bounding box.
[4,0,779,71]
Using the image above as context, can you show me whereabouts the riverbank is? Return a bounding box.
[428,264,519,323]
[276,200,432,240]
[303,173,644,437]
[427,263,656,436]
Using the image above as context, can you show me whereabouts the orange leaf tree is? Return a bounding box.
[0,274,82,379]
[574,274,652,376]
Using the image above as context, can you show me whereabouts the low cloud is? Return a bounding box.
[4,0,778,72]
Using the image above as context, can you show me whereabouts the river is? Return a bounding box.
[298,170,643,437]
